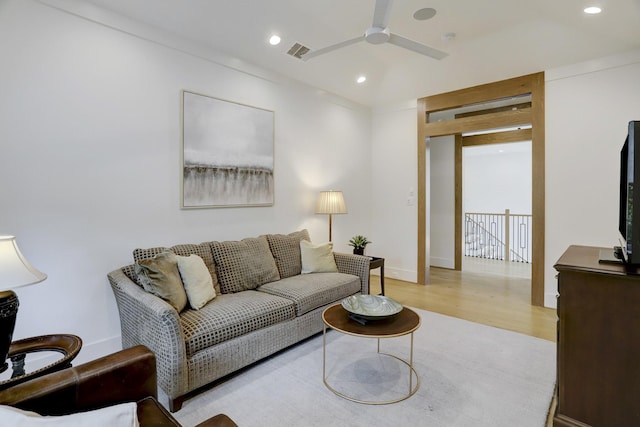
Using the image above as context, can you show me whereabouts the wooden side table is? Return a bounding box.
[368,256,385,295]
[0,334,82,390]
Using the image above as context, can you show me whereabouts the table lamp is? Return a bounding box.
[0,236,47,373]
[315,190,347,242]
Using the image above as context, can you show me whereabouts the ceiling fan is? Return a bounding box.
[301,0,448,61]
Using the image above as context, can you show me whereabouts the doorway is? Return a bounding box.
[417,72,545,306]
[461,140,532,279]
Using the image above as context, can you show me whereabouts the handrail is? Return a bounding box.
[464,210,531,263]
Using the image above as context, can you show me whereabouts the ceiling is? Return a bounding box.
[81,0,640,107]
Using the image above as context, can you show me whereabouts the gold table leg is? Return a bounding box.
[322,329,420,405]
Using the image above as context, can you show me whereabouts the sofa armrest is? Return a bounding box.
[0,345,156,415]
[334,252,370,294]
[108,268,188,400]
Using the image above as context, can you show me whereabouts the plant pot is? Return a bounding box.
[353,248,364,255]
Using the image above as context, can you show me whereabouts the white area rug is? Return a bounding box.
[173,308,556,427]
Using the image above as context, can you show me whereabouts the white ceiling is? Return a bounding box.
[81,0,640,107]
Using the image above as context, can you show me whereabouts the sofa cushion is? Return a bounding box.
[300,240,338,274]
[133,243,220,294]
[135,252,188,312]
[210,236,280,294]
[180,291,295,356]
[265,229,310,279]
[257,272,361,316]
[177,254,216,310]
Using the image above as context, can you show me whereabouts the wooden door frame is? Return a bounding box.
[417,72,545,306]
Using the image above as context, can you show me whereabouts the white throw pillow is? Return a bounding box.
[0,402,139,426]
[300,240,338,274]
[177,254,216,310]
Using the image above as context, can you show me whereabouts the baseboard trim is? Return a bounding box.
[371,266,416,283]
[74,335,122,364]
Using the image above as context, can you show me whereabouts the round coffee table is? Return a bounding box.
[322,303,421,405]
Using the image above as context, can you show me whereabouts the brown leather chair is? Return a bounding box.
[0,345,237,427]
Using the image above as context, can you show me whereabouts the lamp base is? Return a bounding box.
[0,290,19,374]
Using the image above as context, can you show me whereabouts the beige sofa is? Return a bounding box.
[108,230,370,411]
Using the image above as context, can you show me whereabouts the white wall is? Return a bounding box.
[544,50,640,306]
[463,142,532,214]
[0,0,371,362]
[369,101,418,282]
[372,49,640,309]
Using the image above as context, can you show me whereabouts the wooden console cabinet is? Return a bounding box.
[554,245,640,427]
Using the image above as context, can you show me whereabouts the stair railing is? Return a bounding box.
[464,209,531,263]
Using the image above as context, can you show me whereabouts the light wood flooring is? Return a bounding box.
[369,267,557,342]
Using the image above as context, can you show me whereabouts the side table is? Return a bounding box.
[368,256,385,295]
[0,334,82,390]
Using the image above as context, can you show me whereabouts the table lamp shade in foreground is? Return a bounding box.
[0,236,47,373]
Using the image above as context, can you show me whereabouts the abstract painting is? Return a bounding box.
[182,90,274,208]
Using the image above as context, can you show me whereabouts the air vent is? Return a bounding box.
[287,43,310,59]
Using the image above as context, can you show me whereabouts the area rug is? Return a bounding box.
[173,308,556,427]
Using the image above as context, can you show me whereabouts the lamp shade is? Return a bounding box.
[0,236,47,291]
[315,191,347,215]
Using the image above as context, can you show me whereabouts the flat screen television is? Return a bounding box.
[618,121,640,264]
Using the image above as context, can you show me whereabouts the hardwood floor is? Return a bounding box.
[369,267,557,342]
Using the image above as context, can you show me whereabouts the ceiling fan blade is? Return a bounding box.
[388,33,448,60]
[302,36,365,61]
[372,0,394,29]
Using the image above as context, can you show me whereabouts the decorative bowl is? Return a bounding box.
[341,295,403,320]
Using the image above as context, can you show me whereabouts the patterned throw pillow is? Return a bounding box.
[211,236,281,293]
[135,252,188,312]
[265,229,310,278]
[133,243,220,294]
[300,240,338,274]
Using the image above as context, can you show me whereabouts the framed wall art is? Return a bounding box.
[181,90,274,208]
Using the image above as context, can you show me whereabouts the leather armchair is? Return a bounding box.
[0,345,236,427]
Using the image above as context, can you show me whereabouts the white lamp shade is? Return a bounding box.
[315,191,347,215]
[0,236,47,291]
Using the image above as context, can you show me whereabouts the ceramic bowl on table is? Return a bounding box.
[341,295,403,320]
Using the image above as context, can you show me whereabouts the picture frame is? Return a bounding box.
[181,90,274,208]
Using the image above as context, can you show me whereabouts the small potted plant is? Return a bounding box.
[348,235,371,255]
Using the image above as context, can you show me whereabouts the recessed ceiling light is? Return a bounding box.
[584,6,602,14]
[269,35,281,46]
[413,8,437,21]
[356,75,367,84]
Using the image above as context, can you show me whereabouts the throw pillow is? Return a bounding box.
[266,229,310,279]
[0,402,139,426]
[300,240,338,274]
[211,236,281,293]
[133,243,221,294]
[177,254,216,310]
[135,252,188,312]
